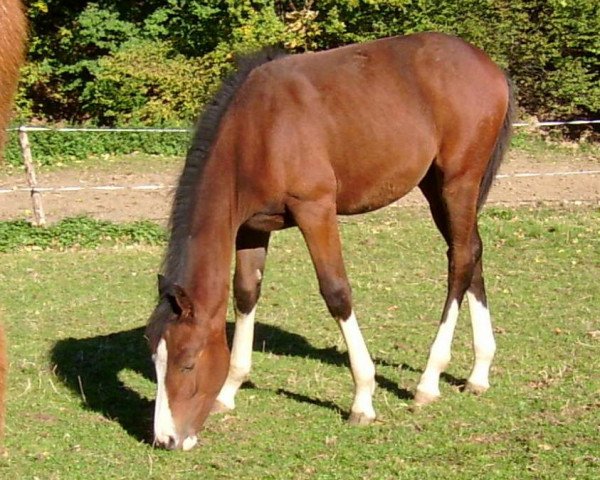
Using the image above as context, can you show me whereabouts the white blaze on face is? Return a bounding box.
[153,338,199,450]
[153,338,177,446]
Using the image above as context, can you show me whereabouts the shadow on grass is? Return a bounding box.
[441,371,467,389]
[248,322,415,410]
[50,321,423,442]
[276,389,345,417]
[50,327,155,444]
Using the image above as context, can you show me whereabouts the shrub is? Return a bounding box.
[2,128,190,167]
[81,39,207,125]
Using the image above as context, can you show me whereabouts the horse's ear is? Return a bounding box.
[170,284,194,319]
[158,275,194,319]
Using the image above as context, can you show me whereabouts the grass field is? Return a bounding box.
[1,206,598,479]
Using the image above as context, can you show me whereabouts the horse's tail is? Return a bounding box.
[477,75,515,211]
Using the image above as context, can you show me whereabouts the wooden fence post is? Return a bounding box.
[18,126,46,227]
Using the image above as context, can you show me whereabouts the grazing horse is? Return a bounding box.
[146,32,513,450]
[0,0,27,439]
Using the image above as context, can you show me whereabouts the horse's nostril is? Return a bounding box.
[166,435,178,450]
[155,435,178,450]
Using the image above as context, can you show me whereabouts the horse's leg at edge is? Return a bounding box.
[213,228,271,413]
[414,168,484,405]
[0,321,6,440]
[289,198,376,425]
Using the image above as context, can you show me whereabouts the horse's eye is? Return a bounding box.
[180,363,195,373]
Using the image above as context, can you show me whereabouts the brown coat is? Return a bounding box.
[0,0,27,160]
[0,0,27,439]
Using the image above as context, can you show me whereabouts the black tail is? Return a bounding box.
[477,75,515,211]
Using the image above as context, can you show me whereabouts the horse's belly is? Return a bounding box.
[335,161,431,215]
[336,182,411,214]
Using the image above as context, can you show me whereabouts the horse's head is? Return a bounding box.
[147,275,229,450]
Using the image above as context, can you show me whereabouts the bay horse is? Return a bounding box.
[0,0,27,440]
[147,32,513,450]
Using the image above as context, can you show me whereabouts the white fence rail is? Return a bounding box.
[4,119,600,226]
[512,119,600,127]
[9,119,600,133]
[12,126,190,133]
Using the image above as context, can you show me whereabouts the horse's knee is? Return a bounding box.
[448,247,478,300]
[320,281,352,320]
[233,275,262,314]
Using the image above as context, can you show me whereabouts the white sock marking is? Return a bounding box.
[466,291,496,389]
[338,311,376,420]
[216,305,257,409]
[417,300,460,398]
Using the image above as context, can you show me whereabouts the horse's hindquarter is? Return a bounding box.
[286,38,441,214]
[322,40,445,214]
[232,33,508,222]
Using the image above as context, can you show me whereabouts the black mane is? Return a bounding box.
[162,48,285,284]
[146,48,285,343]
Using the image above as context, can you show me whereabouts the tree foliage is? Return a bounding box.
[17,0,600,126]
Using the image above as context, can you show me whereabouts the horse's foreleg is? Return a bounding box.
[336,311,377,425]
[290,199,376,425]
[213,228,270,413]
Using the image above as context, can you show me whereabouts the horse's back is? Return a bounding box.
[244,32,507,134]
[228,33,510,218]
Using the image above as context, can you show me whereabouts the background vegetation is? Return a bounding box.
[2,1,596,167]
[17,0,600,127]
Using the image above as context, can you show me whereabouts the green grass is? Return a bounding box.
[1,206,598,479]
[0,217,165,252]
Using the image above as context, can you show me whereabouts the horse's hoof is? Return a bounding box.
[413,390,440,407]
[211,400,233,415]
[464,382,488,396]
[348,411,376,426]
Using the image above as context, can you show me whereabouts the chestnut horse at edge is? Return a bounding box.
[146,32,514,450]
[0,0,27,441]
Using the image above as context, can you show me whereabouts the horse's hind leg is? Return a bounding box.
[289,199,376,425]
[214,228,270,413]
[415,168,495,405]
[464,245,496,395]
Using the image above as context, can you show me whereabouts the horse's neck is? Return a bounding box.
[184,177,236,325]
[187,234,233,317]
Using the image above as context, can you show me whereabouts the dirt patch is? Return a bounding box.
[0,150,598,224]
